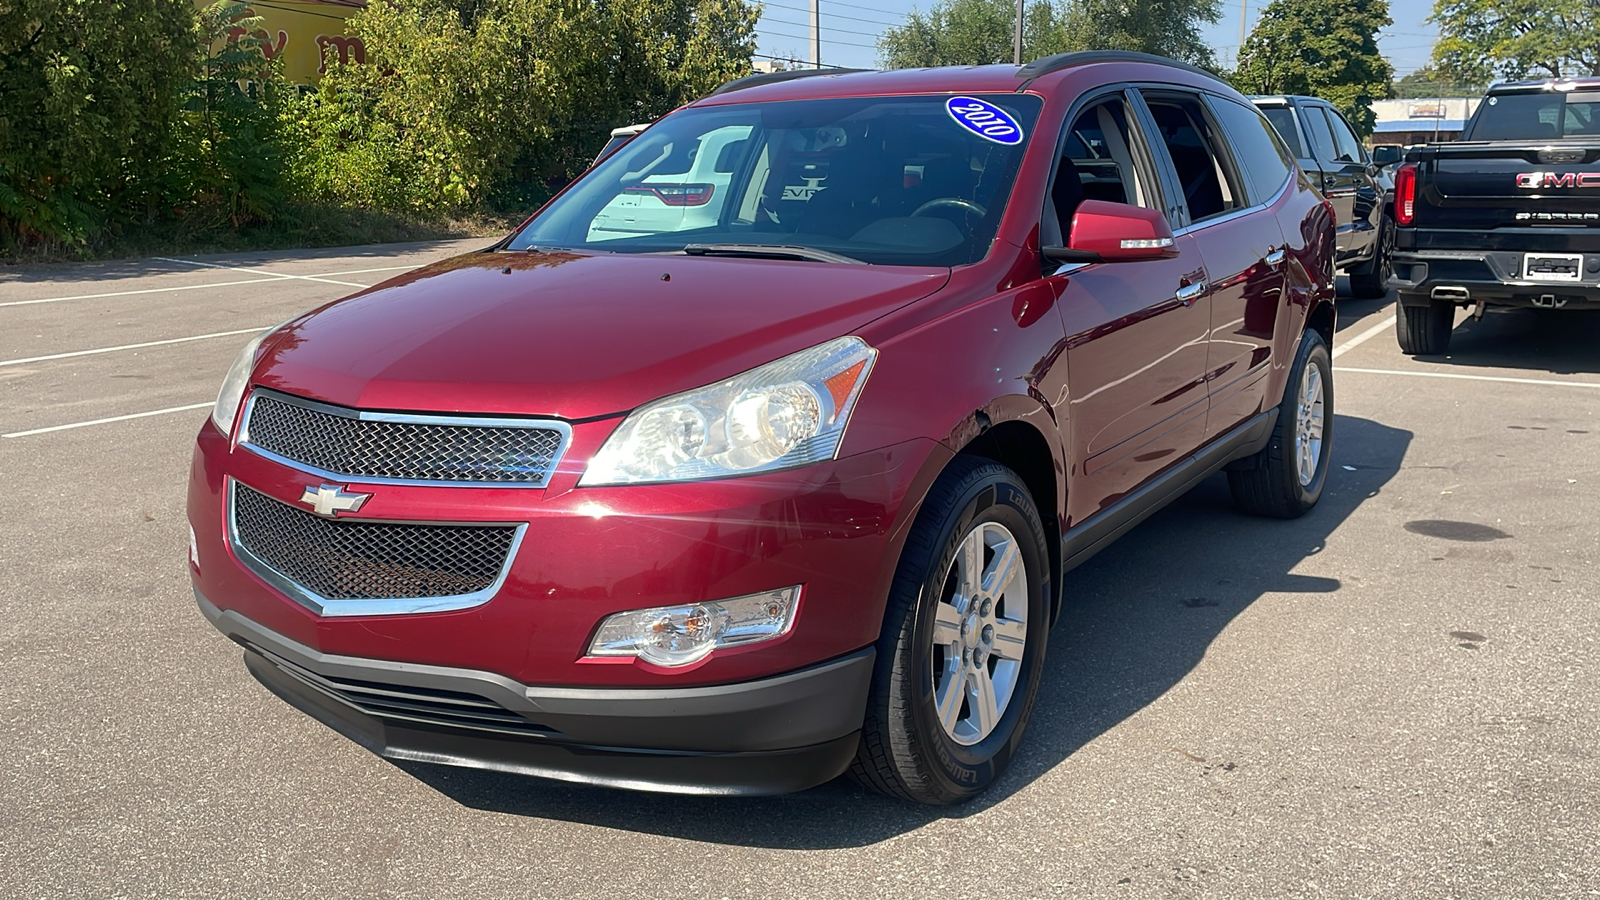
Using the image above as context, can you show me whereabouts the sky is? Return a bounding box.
[754,0,1440,77]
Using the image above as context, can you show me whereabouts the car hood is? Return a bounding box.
[254,250,949,420]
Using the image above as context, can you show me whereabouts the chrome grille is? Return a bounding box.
[250,646,552,737]
[231,484,518,604]
[242,390,568,485]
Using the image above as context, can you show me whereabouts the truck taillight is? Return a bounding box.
[625,183,715,207]
[1395,163,1417,225]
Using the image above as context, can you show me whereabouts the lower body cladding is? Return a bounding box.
[1392,250,1600,311]
[198,591,875,795]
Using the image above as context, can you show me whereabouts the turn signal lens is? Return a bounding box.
[1396,163,1418,226]
[587,586,801,668]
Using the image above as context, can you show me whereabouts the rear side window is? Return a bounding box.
[1142,93,1241,222]
[1211,98,1294,205]
[1301,107,1338,161]
[1259,105,1305,157]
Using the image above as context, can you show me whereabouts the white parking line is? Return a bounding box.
[1336,366,1600,390]
[154,256,367,288]
[2,402,214,438]
[0,326,267,368]
[1331,315,1396,359]
[0,263,409,309]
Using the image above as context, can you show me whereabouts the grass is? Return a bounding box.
[1,203,525,265]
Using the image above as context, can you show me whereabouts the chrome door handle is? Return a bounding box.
[1175,282,1206,306]
[1265,248,1286,267]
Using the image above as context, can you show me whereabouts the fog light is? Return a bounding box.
[587,586,801,667]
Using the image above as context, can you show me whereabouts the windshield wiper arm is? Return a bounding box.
[680,243,865,265]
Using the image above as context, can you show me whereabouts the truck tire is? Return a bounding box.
[1395,294,1454,354]
[1348,214,1393,299]
[849,457,1050,805]
[1228,329,1332,519]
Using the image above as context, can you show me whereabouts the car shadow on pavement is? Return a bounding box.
[1425,308,1600,376]
[398,413,1411,849]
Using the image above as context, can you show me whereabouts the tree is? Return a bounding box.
[1391,65,1474,98]
[879,0,1220,71]
[1431,0,1600,84]
[1234,0,1393,136]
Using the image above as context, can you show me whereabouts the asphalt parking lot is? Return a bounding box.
[2,242,1596,899]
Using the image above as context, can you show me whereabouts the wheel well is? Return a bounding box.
[1307,298,1335,347]
[957,420,1064,623]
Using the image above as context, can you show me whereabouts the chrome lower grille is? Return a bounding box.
[230,484,519,612]
[250,646,552,737]
[241,389,568,485]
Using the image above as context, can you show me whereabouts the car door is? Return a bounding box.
[1301,104,1374,265]
[1136,89,1287,438]
[1040,90,1211,526]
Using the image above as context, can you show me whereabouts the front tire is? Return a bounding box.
[1395,294,1454,354]
[1228,330,1332,518]
[1348,214,1393,299]
[850,457,1051,805]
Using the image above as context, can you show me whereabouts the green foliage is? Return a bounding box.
[290,0,760,216]
[0,0,196,249]
[878,0,1220,71]
[1431,0,1600,84]
[1234,0,1394,136]
[1392,65,1477,98]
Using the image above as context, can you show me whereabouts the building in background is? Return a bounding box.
[1369,97,1482,145]
[206,0,366,84]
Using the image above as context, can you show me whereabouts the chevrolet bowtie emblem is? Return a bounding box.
[299,483,371,518]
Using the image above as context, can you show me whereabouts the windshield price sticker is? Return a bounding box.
[946,97,1024,145]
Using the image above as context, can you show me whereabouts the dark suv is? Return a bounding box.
[189,51,1337,805]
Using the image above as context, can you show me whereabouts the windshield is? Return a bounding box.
[508,94,1043,266]
[1468,90,1600,140]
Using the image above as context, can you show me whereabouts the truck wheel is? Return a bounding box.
[1395,295,1454,354]
[1228,329,1332,519]
[1348,214,1393,299]
[850,457,1050,805]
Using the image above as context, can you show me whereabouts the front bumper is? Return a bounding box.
[201,590,874,794]
[1391,250,1600,310]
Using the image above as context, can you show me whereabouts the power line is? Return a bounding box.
[761,13,883,39]
[756,27,880,50]
[763,1,904,27]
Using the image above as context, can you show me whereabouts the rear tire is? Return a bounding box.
[849,457,1050,805]
[1348,214,1393,299]
[1228,330,1332,519]
[1395,295,1455,354]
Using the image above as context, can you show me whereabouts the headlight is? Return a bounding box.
[580,336,876,485]
[587,586,801,667]
[210,331,270,437]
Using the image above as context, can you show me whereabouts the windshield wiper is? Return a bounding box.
[680,243,865,265]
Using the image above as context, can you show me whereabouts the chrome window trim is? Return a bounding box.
[226,478,528,617]
[238,387,573,488]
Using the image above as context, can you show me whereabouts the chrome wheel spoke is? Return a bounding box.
[931,602,962,645]
[967,667,1000,736]
[980,534,1021,599]
[991,618,1027,660]
[957,530,984,596]
[935,666,967,732]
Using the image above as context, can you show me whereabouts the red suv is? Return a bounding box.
[189,51,1336,805]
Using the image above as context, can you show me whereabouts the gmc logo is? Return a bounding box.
[1517,171,1600,189]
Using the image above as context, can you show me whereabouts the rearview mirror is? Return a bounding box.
[1043,200,1178,264]
[1370,144,1402,166]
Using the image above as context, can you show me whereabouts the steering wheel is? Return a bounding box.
[911,197,987,218]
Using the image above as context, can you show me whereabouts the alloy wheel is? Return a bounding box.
[929,521,1029,746]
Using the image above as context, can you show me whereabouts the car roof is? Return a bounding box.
[1488,77,1600,93]
[1248,95,1325,105]
[692,52,1229,107]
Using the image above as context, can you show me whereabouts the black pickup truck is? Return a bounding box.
[1252,95,1394,298]
[1391,79,1600,353]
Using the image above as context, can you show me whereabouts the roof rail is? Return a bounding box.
[710,67,873,96]
[1016,50,1218,84]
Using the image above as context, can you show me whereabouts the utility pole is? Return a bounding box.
[1239,0,1247,60]
[1013,0,1024,65]
[810,0,821,69]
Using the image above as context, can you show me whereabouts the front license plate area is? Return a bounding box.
[1524,253,1584,282]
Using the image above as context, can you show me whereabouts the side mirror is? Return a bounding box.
[1044,200,1179,264]
[1371,145,1402,166]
